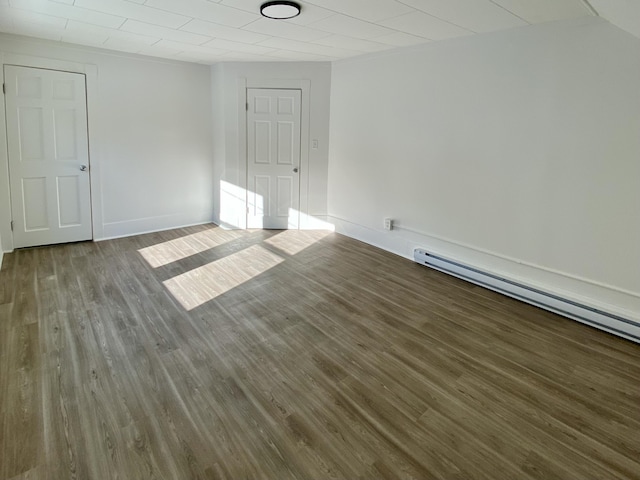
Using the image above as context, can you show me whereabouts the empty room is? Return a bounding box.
[1,0,639,479]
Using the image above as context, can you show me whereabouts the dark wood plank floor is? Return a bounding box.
[1,224,639,479]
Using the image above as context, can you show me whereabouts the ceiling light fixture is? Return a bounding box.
[260,1,301,20]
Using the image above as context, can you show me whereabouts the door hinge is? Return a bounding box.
[246,102,248,111]
[10,220,14,231]
[2,83,5,95]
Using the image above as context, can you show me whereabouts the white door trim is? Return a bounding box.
[237,77,311,230]
[0,52,102,252]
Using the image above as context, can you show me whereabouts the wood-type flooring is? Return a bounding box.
[1,224,639,479]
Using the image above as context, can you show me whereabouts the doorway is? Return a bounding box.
[4,65,92,248]
[246,88,302,229]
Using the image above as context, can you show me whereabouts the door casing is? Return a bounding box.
[237,77,311,230]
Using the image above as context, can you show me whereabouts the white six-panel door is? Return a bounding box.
[247,88,301,229]
[4,65,92,248]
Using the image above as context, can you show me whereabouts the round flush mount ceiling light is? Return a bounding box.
[260,1,301,19]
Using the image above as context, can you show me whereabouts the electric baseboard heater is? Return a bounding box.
[413,248,640,343]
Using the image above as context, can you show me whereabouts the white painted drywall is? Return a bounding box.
[328,18,640,321]
[0,33,214,247]
[590,0,640,39]
[211,61,331,228]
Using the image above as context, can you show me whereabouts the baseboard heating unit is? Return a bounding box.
[413,249,640,343]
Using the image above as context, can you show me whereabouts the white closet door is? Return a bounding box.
[4,65,92,248]
[247,88,301,229]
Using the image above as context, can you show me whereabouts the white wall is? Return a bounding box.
[211,61,331,229]
[328,18,640,322]
[0,34,214,249]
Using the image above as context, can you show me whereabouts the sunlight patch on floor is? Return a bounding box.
[163,244,284,311]
[263,229,331,256]
[138,228,242,268]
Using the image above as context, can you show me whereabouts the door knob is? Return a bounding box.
[293,167,299,173]
[80,165,88,171]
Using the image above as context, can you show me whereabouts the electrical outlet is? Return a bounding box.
[312,139,319,149]
[384,218,393,231]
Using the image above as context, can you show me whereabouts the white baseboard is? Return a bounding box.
[98,211,214,241]
[215,213,335,231]
[327,214,640,340]
[299,213,335,231]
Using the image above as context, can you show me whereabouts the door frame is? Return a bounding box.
[0,53,103,252]
[237,77,310,229]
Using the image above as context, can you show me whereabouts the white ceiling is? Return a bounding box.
[0,0,633,64]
